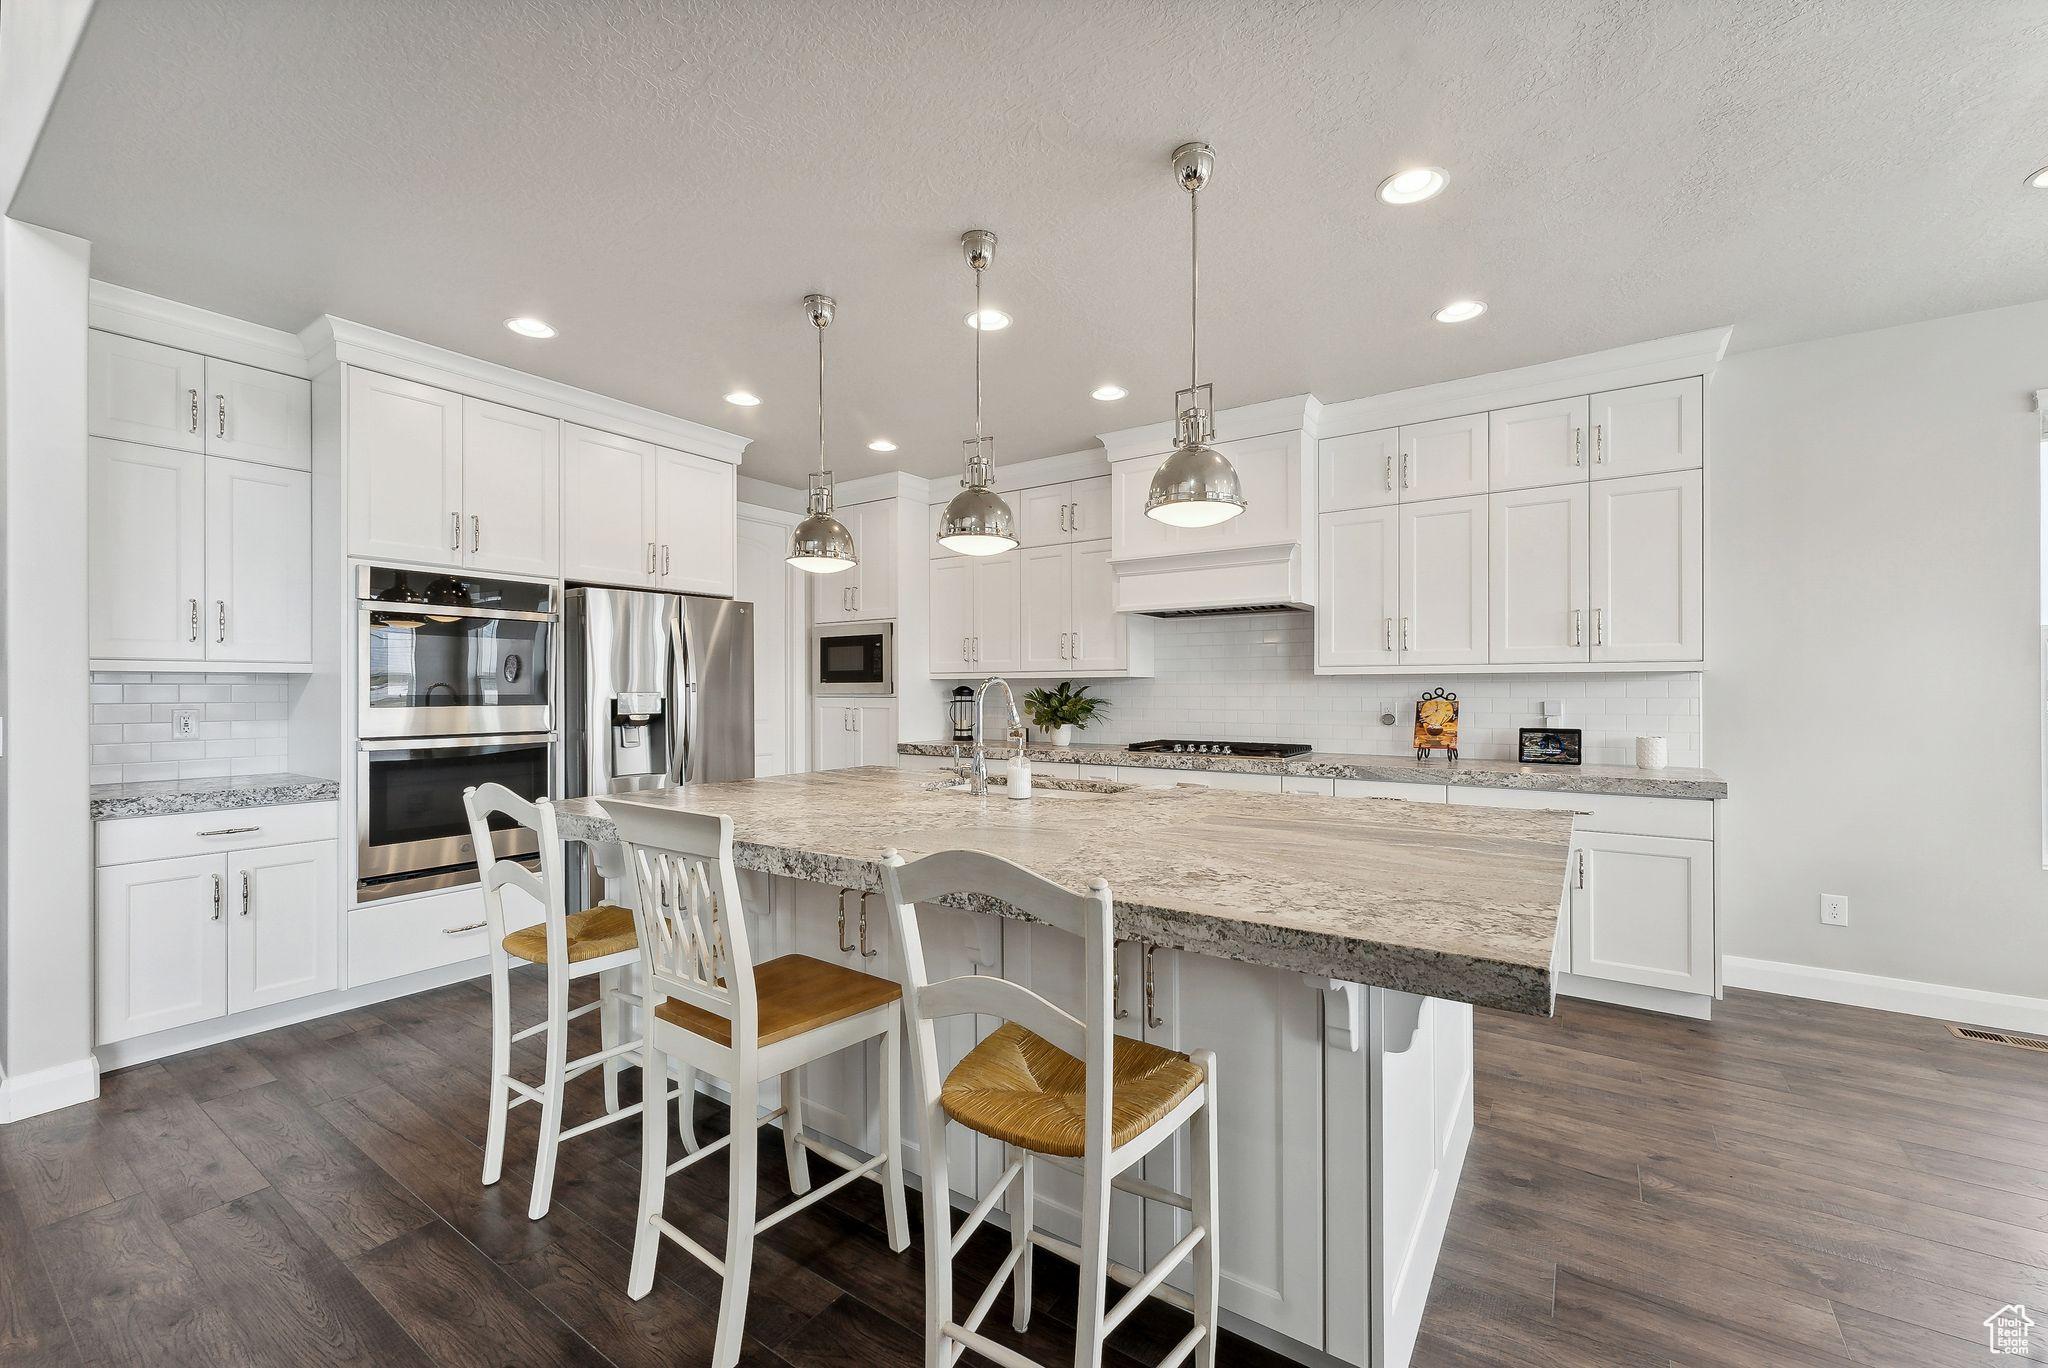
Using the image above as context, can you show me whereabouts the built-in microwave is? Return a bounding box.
[812,622,894,696]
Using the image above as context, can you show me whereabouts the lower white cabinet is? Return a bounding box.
[812,699,897,770]
[230,841,340,1013]
[1568,831,1714,994]
[96,854,229,1041]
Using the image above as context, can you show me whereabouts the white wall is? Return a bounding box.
[1712,298,2048,1005]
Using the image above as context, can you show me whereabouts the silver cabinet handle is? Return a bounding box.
[1573,428,1583,466]
[1382,617,1393,652]
[852,709,861,733]
[443,921,486,935]
[471,515,480,553]
[215,600,227,645]
[851,584,859,612]
[842,585,851,612]
[661,544,670,576]
[1576,849,1587,889]
[837,888,859,955]
[216,394,227,439]
[240,870,251,917]
[646,542,657,575]
[1114,941,1131,1020]
[1401,617,1412,651]
[188,389,200,435]
[1384,453,1394,491]
[451,513,461,551]
[188,598,200,643]
[1401,452,1412,489]
[858,891,878,959]
[972,636,980,662]
[1143,943,1163,1029]
[197,825,260,837]
[1593,423,1605,464]
[1060,632,1068,659]
[1059,503,1068,533]
[1069,501,1080,531]
[1071,629,1082,660]
[211,873,222,921]
[961,636,970,663]
[1572,608,1583,647]
[1593,607,1604,646]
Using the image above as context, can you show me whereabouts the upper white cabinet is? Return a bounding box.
[1316,506,1398,669]
[204,456,313,663]
[928,551,1020,674]
[811,500,896,622]
[88,333,206,452]
[1488,484,1590,665]
[561,421,734,595]
[1020,476,1112,545]
[1397,495,1488,667]
[1398,413,1489,501]
[346,369,464,566]
[460,398,560,578]
[1591,378,1702,479]
[1318,428,1399,512]
[653,446,737,596]
[204,358,312,470]
[1488,396,1588,492]
[1591,470,1703,662]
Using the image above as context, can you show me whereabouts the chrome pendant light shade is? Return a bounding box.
[788,293,857,574]
[938,229,1019,556]
[1146,141,1247,528]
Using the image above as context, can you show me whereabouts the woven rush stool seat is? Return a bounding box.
[942,1021,1204,1158]
[654,953,901,1047]
[502,902,637,964]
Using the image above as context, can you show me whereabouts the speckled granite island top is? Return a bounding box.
[554,766,1572,1016]
[897,740,1726,799]
[90,772,340,820]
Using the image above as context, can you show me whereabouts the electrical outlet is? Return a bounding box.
[172,708,200,739]
[1819,893,1849,926]
[1377,700,1397,726]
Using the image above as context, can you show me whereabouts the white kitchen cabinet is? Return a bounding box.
[88,438,206,662]
[811,500,897,621]
[1591,470,1703,662]
[204,457,313,663]
[1397,413,1488,501]
[346,369,465,566]
[227,840,339,1013]
[1019,543,1071,672]
[88,332,206,452]
[460,398,560,578]
[564,423,658,586]
[654,446,737,596]
[1019,477,1112,545]
[1318,427,1399,512]
[1591,378,1702,479]
[1068,540,1133,673]
[1488,395,1588,492]
[929,556,974,673]
[928,550,1020,675]
[1398,494,1488,666]
[812,700,896,771]
[96,854,228,1043]
[1570,832,1714,995]
[1488,484,1590,665]
[1316,506,1399,668]
[203,358,311,470]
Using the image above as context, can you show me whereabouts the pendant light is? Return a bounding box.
[787,293,858,574]
[937,229,1019,555]
[1145,141,1246,528]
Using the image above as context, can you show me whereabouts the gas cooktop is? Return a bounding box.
[1125,739,1311,758]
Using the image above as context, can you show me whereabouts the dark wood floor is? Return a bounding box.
[0,979,2039,1367]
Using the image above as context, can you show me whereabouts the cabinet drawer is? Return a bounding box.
[1446,787,1712,839]
[1335,779,1449,802]
[97,801,338,867]
[346,881,542,987]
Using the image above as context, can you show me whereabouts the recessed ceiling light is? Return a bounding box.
[503,316,555,338]
[724,391,761,406]
[1091,385,1128,401]
[1377,167,1448,205]
[1433,300,1487,324]
[2029,165,2048,188]
[964,309,1011,331]
[867,439,897,452]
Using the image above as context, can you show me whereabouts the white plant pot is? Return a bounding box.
[1048,725,1074,747]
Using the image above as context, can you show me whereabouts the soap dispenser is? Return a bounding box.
[1005,727,1032,799]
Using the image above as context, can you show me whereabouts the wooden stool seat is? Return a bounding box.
[655,954,901,1047]
[502,902,638,964]
[942,1021,1204,1158]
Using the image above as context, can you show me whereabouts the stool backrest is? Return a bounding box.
[462,783,568,967]
[880,849,1114,1150]
[598,798,756,1043]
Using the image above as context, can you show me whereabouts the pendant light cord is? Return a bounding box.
[816,315,826,475]
[974,266,984,444]
[1189,178,1200,391]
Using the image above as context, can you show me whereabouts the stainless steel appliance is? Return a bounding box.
[1126,739,1311,757]
[812,621,893,696]
[356,733,552,901]
[357,565,555,738]
[564,588,754,798]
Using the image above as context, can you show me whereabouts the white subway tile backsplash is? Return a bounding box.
[90,670,296,783]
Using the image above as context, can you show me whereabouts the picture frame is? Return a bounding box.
[1518,727,1582,766]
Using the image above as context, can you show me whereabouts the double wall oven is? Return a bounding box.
[355,566,556,901]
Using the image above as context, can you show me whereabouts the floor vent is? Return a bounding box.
[1946,1023,2048,1053]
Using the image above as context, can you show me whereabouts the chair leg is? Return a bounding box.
[627,1037,669,1299]
[713,1056,760,1368]
[527,967,571,1221]
[779,1067,812,1195]
[879,1015,910,1253]
[675,1059,701,1154]
[1190,1059,1221,1367]
[481,956,512,1186]
[1009,1147,1034,1332]
[919,1099,953,1368]
[598,966,623,1115]
[1072,1153,1113,1368]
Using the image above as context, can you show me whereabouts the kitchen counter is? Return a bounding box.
[897,740,1726,800]
[90,771,340,821]
[554,765,1572,1015]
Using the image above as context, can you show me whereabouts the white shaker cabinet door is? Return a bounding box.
[96,854,228,1044]
[1398,494,1488,666]
[227,840,339,1013]
[653,447,736,597]
[928,555,975,673]
[562,423,655,588]
[1067,476,1112,541]
[88,331,205,452]
[204,457,312,663]
[970,551,1022,674]
[1488,484,1589,665]
[1019,543,1072,673]
[1591,377,1702,478]
[1068,539,1126,672]
[1019,483,1074,546]
[203,358,311,470]
[1318,427,1400,512]
[852,700,898,768]
[1397,413,1488,502]
[461,398,560,578]
[1591,470,1702,662]
[89,438,207,661]
[810,703,857,771]
[346,369,464,566]
[1570,832,1714,994]
[1316,506,1399,668]
[1488,395,1588,492]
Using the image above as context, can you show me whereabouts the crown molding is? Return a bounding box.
[299,315,751,463]
[737,476,806,515]
[1098,394,1322,464]
[88,280,310,377]
[1319,326,1734,437]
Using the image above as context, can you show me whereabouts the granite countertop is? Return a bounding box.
[91,772,341,821]
[555,766,1572,1016]
[897,740,1726,800]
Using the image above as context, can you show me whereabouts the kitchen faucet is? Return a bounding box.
[967,676,1022,796]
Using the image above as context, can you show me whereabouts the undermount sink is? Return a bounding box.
[924,775,1132,799]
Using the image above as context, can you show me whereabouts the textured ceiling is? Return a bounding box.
[17,0,2048,485]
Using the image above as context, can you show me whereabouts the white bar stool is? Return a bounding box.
[464,783,653,1220]
[880,848,1221,1368]
[602,796,910,1368]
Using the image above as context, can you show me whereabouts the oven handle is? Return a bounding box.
[358,600,557,624]
[357,732,554,753]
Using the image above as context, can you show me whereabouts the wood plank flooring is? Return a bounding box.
[0,978,2040,1366]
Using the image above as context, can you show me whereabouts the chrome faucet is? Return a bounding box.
[968,677,1022,796]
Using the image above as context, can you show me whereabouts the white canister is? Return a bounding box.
[1006,755,1033,799]
[1635,735,1668,771]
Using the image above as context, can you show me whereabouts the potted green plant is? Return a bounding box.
[1021,681,1108,747]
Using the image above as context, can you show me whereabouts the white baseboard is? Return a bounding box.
[1558,973,1714,1021]
[1721,956,2048,1035]
[0,1056,101,1123]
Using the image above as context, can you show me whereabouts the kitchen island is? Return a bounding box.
[555,766,1573,1367]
